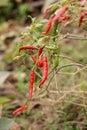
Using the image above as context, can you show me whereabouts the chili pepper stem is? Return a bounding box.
[52,21,59,41]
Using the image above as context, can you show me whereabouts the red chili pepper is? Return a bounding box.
[43,7,51,19]
[30,53,37,63]
[42,16,53,34]
[38,46,44,58]
[78,11,87,27]
[30,53,43,67]
[37,59,43,67]
[12,104,27,115]
[52,6,68,22]
[29,70,34,99]
[19,46,37,52]
[61,15,70,21]
[38,56,48,88]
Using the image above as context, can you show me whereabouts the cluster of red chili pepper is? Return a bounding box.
[42,6,69,35]
[78,0,87,27]
[12,45,48,115]
[12,1,87,115]
[42,0,87,35]
[19,45,48,94]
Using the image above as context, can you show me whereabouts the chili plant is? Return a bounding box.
[13,0,87,115]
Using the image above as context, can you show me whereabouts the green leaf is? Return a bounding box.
[0,97,11,104]
[52,21,58,42]
[0,117,13,130]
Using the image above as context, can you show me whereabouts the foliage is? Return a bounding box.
[13,0,87,109]
[0,0,33,22]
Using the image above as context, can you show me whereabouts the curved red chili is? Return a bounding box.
[19,45,37,52]
[29,70,34,99]
[30,53,37,63]
[12,104,27,115]
[78,11,87,27]
[38,56,48,88]
[43,7,51,19]
[42,16,53,34]
[38,46,44,58]
[52,6,68,22]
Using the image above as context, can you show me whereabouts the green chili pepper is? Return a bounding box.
[52,21,58,41]
[53,56,59,69]
[45,45,57,50]
[52,45,60,70]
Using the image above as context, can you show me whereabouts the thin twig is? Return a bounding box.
[46,63,85,90]
[56,63,84,74]
[73,65,87,75]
